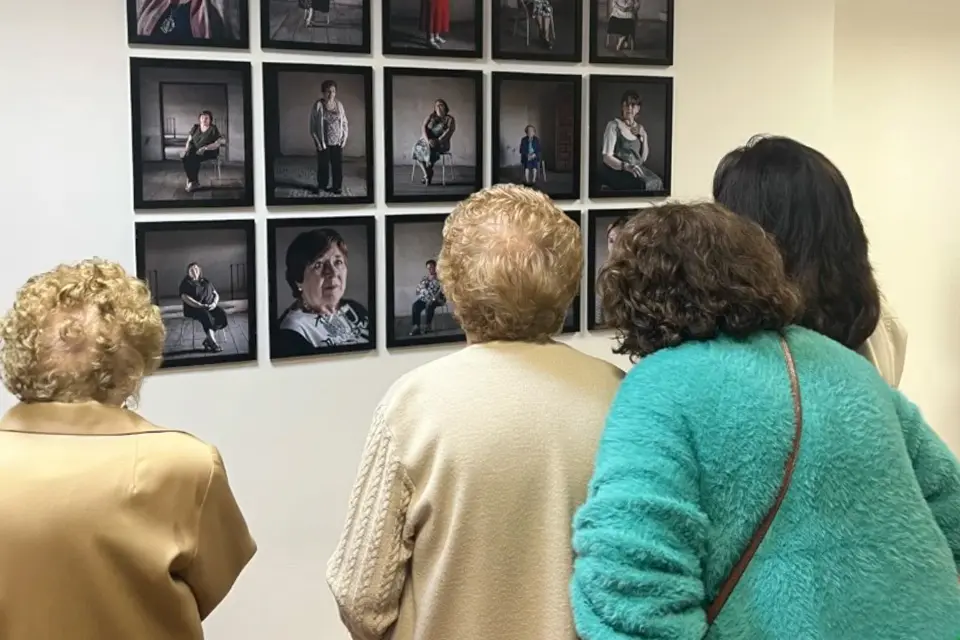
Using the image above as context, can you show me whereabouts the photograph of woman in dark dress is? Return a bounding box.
[411,99,456,186]
[132,0,244,46]
[276,229,370,356]
[599,90,663,192]
[179,262,228,353]
[409,259,446,335]
[180,110,226,193]
[520,124,542,186]
[309,80,349,195]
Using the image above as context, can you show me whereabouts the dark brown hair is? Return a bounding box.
[600,202,801,360]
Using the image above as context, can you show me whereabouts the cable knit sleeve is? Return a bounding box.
[571,364,709,639]
[327,405,415,640]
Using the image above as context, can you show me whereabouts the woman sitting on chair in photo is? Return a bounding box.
[410,259,446,336]
[180,110,225,193]
[179,262,228,353]
[412,99,456,186]
[520,124,542,186]
[599,90,663,193]
[606,0,637,52]
[276,228,370,356]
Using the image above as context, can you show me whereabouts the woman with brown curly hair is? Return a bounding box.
[0,259,255,640]
[570,203,960,639]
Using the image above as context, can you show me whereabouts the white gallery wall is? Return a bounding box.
[1,0,956,638]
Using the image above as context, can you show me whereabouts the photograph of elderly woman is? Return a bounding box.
[268,217,376,359]
[130,58,254,210]
[589,0,673,65]
[128,0,248,48]
[136,220,257,368]
[261,0,369,53]
[263,64,374,206]
[589,75,672,199]
[385,68,483,203]
[492,73,581,200]
[382,0,481,57]
[587,209,633,329]
[492,0,581,61]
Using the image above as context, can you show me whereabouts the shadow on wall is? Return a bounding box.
[593,80,667,178]
[390,0,474,22]
[498,80,576,169]
[392,221,454,315]
[391,76,478,165]
[276,71,368,159]
[142,229,249,301]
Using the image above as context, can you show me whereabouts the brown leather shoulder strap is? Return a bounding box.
[705,335,803,624]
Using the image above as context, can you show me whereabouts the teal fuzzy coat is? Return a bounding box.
[571,327,960,639]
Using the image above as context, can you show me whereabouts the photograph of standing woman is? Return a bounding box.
[382,0,481,57]
[310,80,348,195]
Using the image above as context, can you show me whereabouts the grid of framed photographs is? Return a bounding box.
[125,0,675,370]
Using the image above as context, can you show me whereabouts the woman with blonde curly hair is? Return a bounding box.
[327,184,624,640]
[570,203,960,639]
[0,259,256,640]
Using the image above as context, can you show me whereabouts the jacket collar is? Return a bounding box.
[0,401,163,436]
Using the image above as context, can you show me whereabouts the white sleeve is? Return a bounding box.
[602,120,619,159]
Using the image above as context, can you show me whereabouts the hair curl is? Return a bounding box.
[0,259,164,405]
[600,202,801,360]
[438,184,582,343]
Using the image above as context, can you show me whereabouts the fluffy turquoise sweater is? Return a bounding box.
[571,327,960,639]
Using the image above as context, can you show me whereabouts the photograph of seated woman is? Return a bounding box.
[494,0,582,60]
[180,110,226,193]
[409,259,446,335]
[412,99,456,186]
[520,125,542,186]
[592,0,671,63]
[179,262,228,352]
[599,90,663,193]
[133,0,244,46]
[276,229,370,356]
[310,80,349,195]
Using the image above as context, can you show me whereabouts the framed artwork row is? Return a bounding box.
[129,58,674,209]
[125,0,674,65]
[135,210,616,370]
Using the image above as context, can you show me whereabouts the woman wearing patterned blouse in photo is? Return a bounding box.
[276,228,369,357]
[599,90,663,193]
[309,80,349,196]
[409,259,446,336]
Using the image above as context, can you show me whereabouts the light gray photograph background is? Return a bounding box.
[276,70,368,158]
[390,75,478,166]
[592,79,669,180]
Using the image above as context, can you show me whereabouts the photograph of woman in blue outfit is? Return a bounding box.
[519,125,542,186]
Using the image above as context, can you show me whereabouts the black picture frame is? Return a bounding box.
[126,0,251,49]
[491,72,582,201]
[135,219,258,370]
[382,0,482,58]
[130,57,255,211]
[586,209,633,330]
[267,215,377,360]
[385,213,467,349]
[561,209,582,334]
[260,0,371,54]
[588,74,673,200]
[263,63,375,207]
[384,67,484,204]
[588,0,674,66]
[491,0,582,63]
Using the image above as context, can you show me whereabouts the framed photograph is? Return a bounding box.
[492,72,581,201]
[135,219,257,369]
[384,68,483,204]
[127,0,250,49]
[562,210,582,334]
[385,214,466,349]
[263,64,374,207]
[260,0,370,53]
[589,0,673,66]
[492,0,582,62]
[130,58,254,210]
[587,209,633,330]
[267,216,376,359]
[382,0,481,58]
[588,74,672,199]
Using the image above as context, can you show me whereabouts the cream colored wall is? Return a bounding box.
[832,0,960,451]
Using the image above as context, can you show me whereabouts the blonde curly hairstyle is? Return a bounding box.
[438,184,582,343]
[0,258,165,405]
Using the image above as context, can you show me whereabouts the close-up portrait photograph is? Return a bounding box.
[588,0,673,65]
[267,216,376,360]
[135,219,258,368]
[130,57,254,210]
[492,0,581,62]
[589,74,673,199]
[384,68,483,203]
[382,0,481,57]
[587,208,633,329]
[127,0,249,48]
[260,0,370,53]
[263,63,374,206]
[492,72,582,201]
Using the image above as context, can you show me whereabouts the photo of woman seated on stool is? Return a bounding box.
[410,259,446,335]
[179,261,228,352]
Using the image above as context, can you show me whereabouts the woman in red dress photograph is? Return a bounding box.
[420,0,450,48]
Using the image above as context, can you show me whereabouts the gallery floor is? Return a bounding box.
[392,165,478,197]
[161,313,251,361]
[392,312,463,343]
[388,19,475,52]
[266,0,365,48]
[272,156,369,199]
[141,161,246,203]
[496,166,575,198]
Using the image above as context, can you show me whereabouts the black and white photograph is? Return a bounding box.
[492,73,581,201]
[130,58,254,210]
[561,210,582,334]
[385,214,465,348]
[263,64,374,206]
[384,68,483,203]
[589,74,672,199]
[135,219,257,369]
[260,0,370,53]
[267,216,376,359]
[382,0,481,57]
[587,209,633,329]
[589,0,673,66]
[492,0,581,62]
[127,0,249,49]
